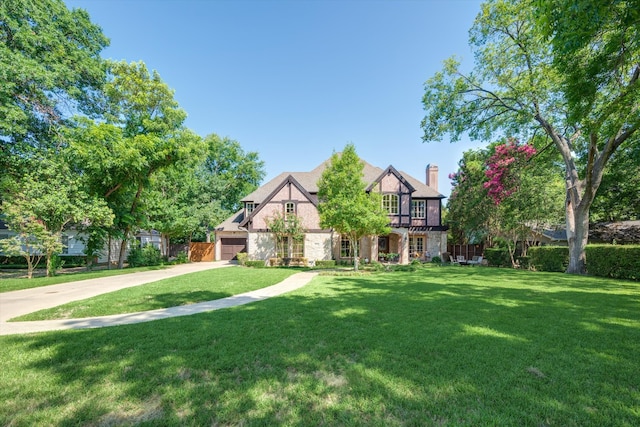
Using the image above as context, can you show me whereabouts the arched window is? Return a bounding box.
[382,194,399,214]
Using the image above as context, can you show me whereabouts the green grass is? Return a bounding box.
[0,265,170,293]
[1,267,639,426]
[12,267,298,321]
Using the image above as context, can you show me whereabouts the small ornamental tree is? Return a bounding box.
[0,219,57,279]
[317,144,390,271]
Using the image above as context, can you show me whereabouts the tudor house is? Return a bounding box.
[214,158,448,265]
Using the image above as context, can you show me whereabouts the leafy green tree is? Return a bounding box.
[317,144,390,271]
[67,61,198,268]
[447,149,496,246]
[448,139,564,265]
[0,218,52,279]
[1,156,112,276]
[421,0,640,274]
[195,134,265,241]
[0,0,108,170]
[590,142,640,222]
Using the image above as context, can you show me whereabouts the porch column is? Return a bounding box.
[371,236,379,262]
[401,230,409,265]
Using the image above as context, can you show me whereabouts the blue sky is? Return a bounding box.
[65,0,485,198]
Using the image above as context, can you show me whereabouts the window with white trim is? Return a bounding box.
[340,236,352,258]
[246,203,255,214]
[409,236,424,256]
[382,194,399,214]
[412,200,425,219]
[285,202,295,217]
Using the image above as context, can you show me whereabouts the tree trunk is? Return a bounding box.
[352,236,359,271]
[565,200,590,274]
[107,235,112,270]
[117,227,130,269]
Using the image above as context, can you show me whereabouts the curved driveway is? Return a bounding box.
[0,262,317,336]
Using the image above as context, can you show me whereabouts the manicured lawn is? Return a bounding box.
[1,267,639,426]
[12,267,298,321]
[0,265,170,293]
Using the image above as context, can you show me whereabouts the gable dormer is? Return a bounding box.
[367,165,415,227]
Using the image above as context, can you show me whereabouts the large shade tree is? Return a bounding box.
[317,144,390,271]
[422,0,640,274]
[67,61,199,268]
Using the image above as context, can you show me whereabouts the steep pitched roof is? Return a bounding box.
[239,174,317,228]
[367,165,416,193]
[240,157,443,203]
[215,209,245,232]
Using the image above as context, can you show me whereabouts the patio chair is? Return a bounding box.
[468,256,483,266]
[456,255,467,265]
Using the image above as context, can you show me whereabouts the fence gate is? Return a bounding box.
[189,242,214,262]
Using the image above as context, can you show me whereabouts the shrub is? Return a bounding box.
[236,252,248,266]
[586,245,640,281]
[175,251,188,264]
[245,260,267,268]
[517,255,530,269]
[127,244,162,267]
[484,248,511,267]
[528,246,569,272]
[314,260,336,269]
[47,254,65,276]
[362,261,385,272]
[431,256,442,264]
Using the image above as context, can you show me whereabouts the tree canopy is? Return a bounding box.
[0,1,265,272]
[0,0,108,169]
[422,0,640,274]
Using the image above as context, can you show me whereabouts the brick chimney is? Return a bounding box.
[426,164,438,191]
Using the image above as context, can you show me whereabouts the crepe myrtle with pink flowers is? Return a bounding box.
[484,139,536,205]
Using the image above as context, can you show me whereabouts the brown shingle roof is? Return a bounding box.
[241,157,442,203]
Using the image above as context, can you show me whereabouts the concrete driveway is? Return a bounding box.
[0,262,317,336]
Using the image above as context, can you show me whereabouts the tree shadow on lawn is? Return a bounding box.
[2,269,640,426]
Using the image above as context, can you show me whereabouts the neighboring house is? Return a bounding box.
[0,220,161,264]
[214,158,448,264]
[526,220,640,246]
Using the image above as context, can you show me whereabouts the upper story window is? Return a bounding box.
[412,200,425,219]
[382,194,399,215]
[285,202,295,217]
[246,203,255,214]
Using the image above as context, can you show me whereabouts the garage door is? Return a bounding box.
[221,238,247,261]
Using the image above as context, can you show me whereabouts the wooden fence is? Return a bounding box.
[447,244,484,260]
[189,242,214,262]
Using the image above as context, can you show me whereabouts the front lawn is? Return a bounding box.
[1,268,638,425]
[12,267,298,321]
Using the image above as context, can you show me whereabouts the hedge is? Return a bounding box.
[314,260,336,269]
[245,260,267,268]
[528,246,569,273]
[586,245,640,281]
[483,248,511,267]
[0,255,88,268]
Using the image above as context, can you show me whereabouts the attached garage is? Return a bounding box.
[220,238,247,260]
